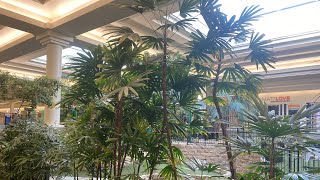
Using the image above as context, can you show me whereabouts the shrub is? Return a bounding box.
[0,119,69,180]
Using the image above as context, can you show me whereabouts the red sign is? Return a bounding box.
[262,96,291,102]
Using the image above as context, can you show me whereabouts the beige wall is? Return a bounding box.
[259,90,320,105]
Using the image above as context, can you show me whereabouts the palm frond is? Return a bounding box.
[237,5,263,27]
[142,36,164,50]
[157,18,197,32]
[179,0,199,18]
[63,47,103,104]
[187,30,213,62]
[246,32,276,72]
[221,65,247,82]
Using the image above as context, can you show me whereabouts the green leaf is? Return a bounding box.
[157,18,197,32]
[179,0,199,18]
[246,32,276,72]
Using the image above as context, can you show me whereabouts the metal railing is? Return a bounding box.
[173,127,320,173]
[276,149,320,173]
[173,127,250,145]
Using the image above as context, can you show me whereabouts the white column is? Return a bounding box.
[44,43,63,126]
[37,31,73,126]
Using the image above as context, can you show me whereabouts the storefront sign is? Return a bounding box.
[262,96,291,102]
[288,104,300,110]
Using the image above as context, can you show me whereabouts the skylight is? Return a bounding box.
[173,0,320,40]
[31,46,83,67]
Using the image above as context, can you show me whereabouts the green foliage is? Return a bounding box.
[179,0,199,18]
[63,105,114,179]
[283,173,320,180]
[64,46,103,104]
[0,1,281,180]
[0,71,59,109]
[184,156,223,179]
[61,38,208,178]
[247,33,276,72]
[237,161,285,180]
[110,1,277,179]
[158,18,197,32]
[232,96,320,179]
[0,119,68,179]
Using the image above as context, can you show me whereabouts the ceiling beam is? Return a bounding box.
[52,0,136,36]
[9,49,46,63]
[0,14,45,34]
[32,0,50,4]
[0,37,42,63]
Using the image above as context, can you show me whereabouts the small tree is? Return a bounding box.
[232,97,320,179]
[0,71,59,112]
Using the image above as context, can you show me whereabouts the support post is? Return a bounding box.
[36,31,73,126]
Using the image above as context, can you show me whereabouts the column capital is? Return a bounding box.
[36,30,73,48]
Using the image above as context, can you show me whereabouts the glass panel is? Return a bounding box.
[171,0,320,40]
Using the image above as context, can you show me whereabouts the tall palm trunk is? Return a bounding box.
[116,97,125,179]
[212,63,237,180]
[161,28,178,180]
[269,138,275,179]
[113,142,117,177]
[114,97,124,179]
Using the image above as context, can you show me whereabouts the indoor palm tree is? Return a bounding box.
[232,96,320,179]
[64,40,152,179]
[97,40,152,179]
[63,43,208,179]
[111,0,275,179]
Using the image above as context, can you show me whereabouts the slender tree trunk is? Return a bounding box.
[120,146,127,175]
[91,164,95,180]
[104,161,107,180]
[96,163,99,180]
[17,100,24,114]
[161,27,178,180]
[269,138,275,179]
[113,142,117,178]
[109,161,113,179]
[148,157,157,180]
[115,97,124,179]
[100,162,102,180]
[74,162,76,180]
[137,159,142,178]
[149,26,177,180]
[212,63,237,180]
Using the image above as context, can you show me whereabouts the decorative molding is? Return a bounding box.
[32,0,50,4]
[36,31,73,47]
